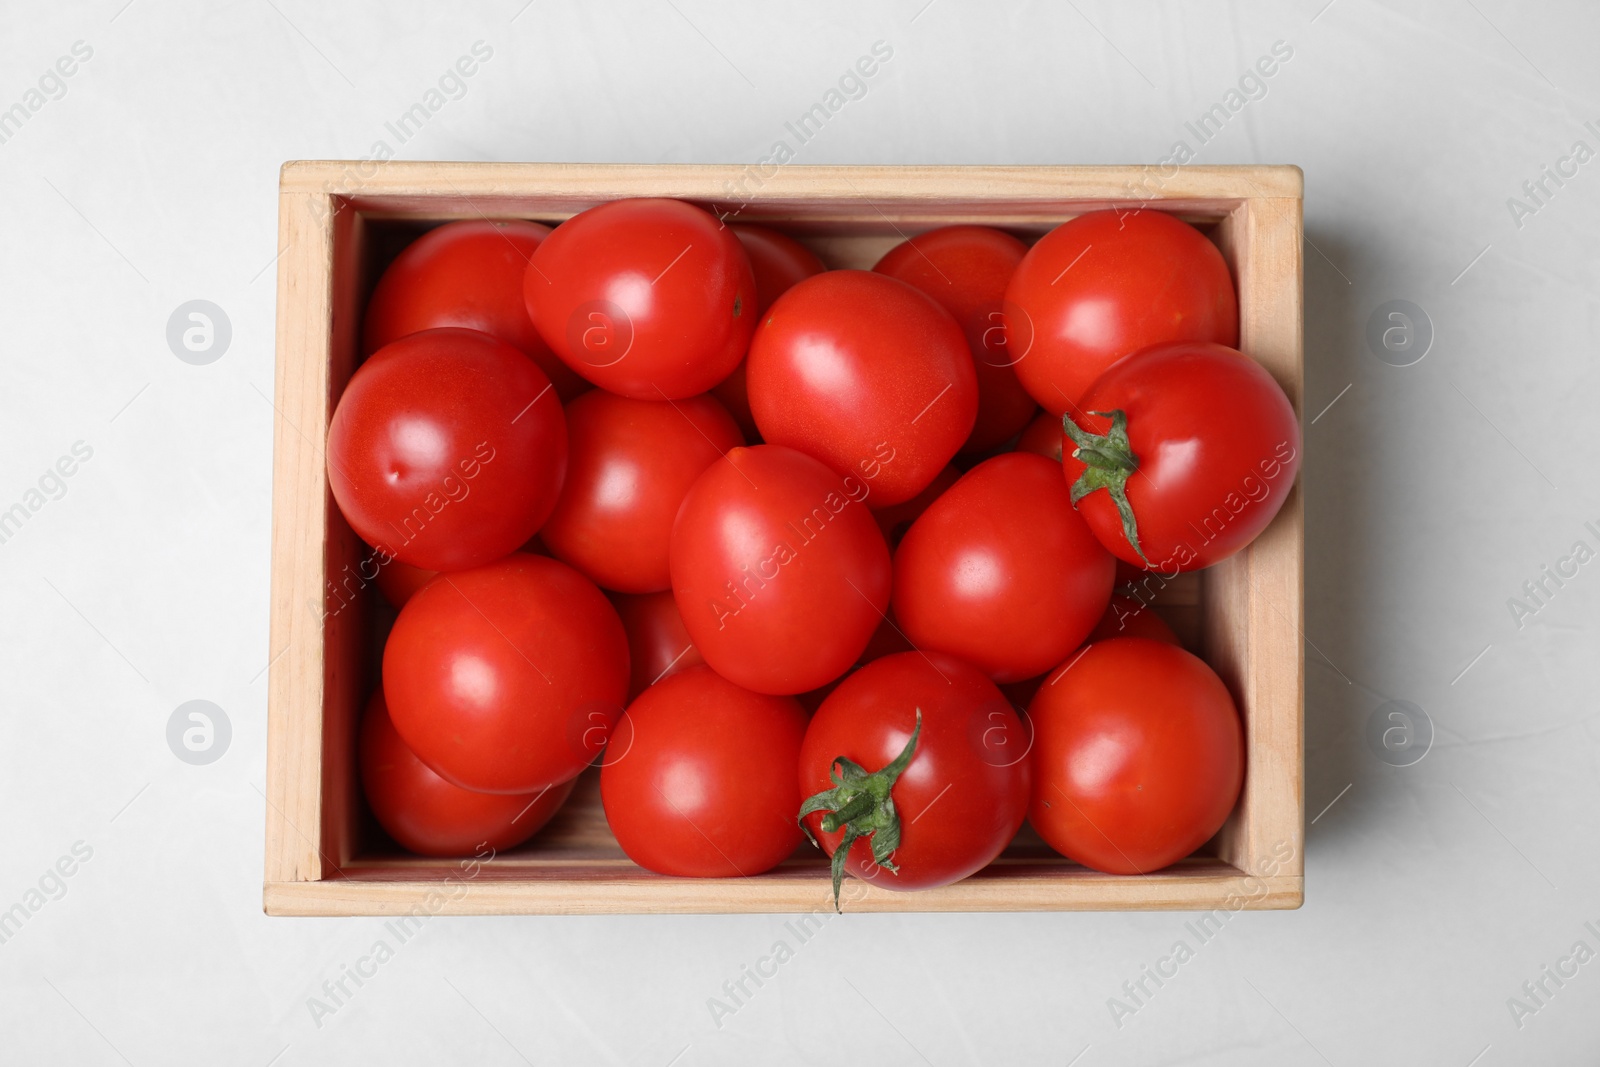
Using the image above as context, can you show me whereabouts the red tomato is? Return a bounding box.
[1015,410,1063,462]
[359,689,574,857]
[799,652,1031,904]
[382,553,629,793]
[1062,341,1301,571]
[874,226,1037,453]
[669,444,891,695]
[540,391,743,593]
[893,452,1114,682]
[374,557,437,609]
[713,225,827,439]
[601,666,808,877]
[871,464,960,550]
[327,328,566,572]
[523,198,756,399]
[1085,594,1179,645]
[1028,638,1243,874]
[611,590,704,700]
[362,219,587,402]
[746,270,978,506]
[1005,209,1237,414]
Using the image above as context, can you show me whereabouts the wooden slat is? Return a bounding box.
[264,191,338,884]
[1208,197,1306,880]
[266,866,1302,916]
[280,161,1302,208]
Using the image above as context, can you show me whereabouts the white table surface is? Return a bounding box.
[2,0,1596,1062]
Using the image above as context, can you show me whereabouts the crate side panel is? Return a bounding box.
[265,191,340,884]
[1209,196,1305,881]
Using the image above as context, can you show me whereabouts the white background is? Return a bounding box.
[2,0,1597,1063]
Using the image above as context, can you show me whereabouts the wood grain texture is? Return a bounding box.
[1208,196,1306,881]
[266,162,1304,914]
[264,190,337,885]
[266,865,1302,916]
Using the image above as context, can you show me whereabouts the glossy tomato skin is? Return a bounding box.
[327,328,567,572]
[800,652,1031,892]
[1066,341,1302,571]
[540,391,743,594]
[359,689,574,857]
[362,219,587,402]
[1028,638,1243,874]
[893,452,1115,682]
[746,270,978,507]
[669,444,891,695]
[874,226,1037,453]
[523,198,756,399]
[713,226,827,439]
[601,666,808,877]
[611,590,704,700]
[1015,410,1064,462]
[1005,209,1237,414]
[382,553,629,793]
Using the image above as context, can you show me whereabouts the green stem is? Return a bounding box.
[1062,409,1149,565]
[797,710,922,911]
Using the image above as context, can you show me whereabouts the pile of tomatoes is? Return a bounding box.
[330,197,1301,904]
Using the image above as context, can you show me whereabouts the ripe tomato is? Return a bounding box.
[746,270,978,507]
[1085,594,1180,645]
[327,328,566,572]
[523,198,756,399]
[893,452,1114,682]
[799,652,1031,904]
[871,464,960,550]
[539,390,743,593]
[362,219,587,401]
[611,590,704,700]
[669,444,891,695]
[1062,341,1301,571]
[1015,410,1063,461]
[359,689,574,857]
[1004,209,1237,414]
[874,226,1037,453]
[1028,638,1243,874]
[713,225,827,439]
[382,553,629,793]
[601,666,808,877]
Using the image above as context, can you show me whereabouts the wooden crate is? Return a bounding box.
[264,163,1304,915]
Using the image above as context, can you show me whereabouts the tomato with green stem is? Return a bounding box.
[1061,341,1301,572]
[798,652,1032,907]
